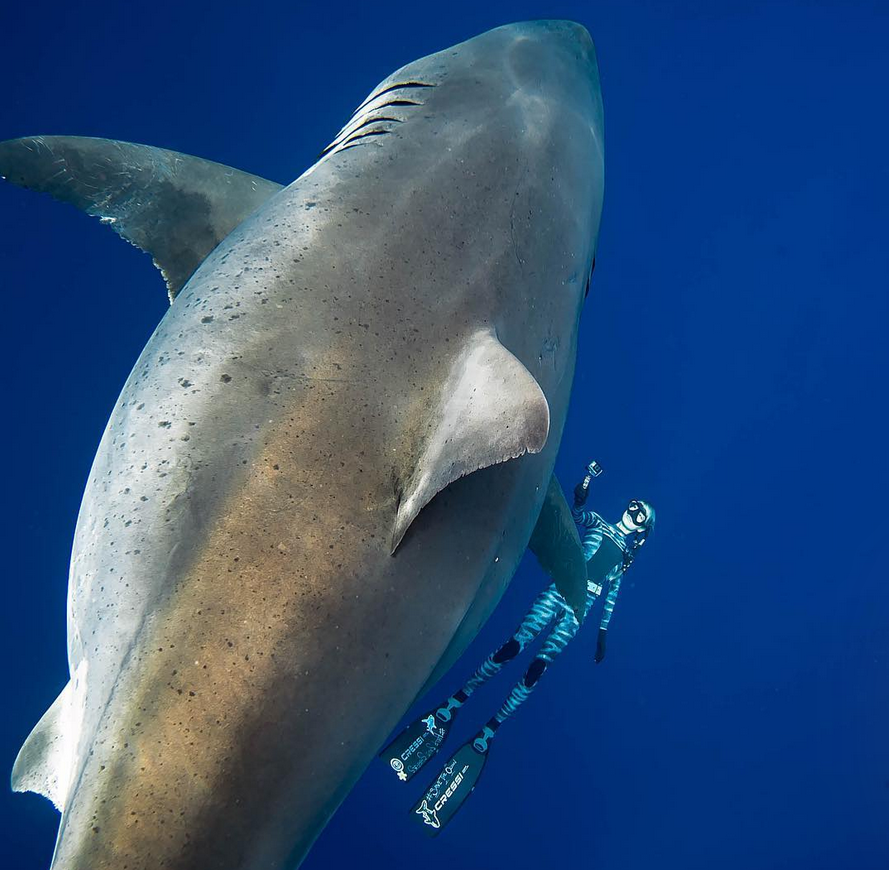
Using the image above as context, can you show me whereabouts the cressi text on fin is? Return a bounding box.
[379,701,458,783]
[411,740,488,835]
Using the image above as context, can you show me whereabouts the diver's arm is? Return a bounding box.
[572,462,605,559]
[595,629,607,664]
[572,460,602,506]
[572,460,602,526]
[571,502,595,528]
[595,568,623,663]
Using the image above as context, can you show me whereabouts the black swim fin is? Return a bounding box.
[379,696,462,783]
[410,729,492,836]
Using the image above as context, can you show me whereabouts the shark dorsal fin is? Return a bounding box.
[393,328,549,551]
[0,136,283,301]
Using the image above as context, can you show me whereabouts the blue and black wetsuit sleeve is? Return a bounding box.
[571,504,604,562]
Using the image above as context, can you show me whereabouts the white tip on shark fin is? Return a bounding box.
[11,662,88,812]
[392,328,549,552]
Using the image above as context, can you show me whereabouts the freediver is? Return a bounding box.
[381,461,656,834]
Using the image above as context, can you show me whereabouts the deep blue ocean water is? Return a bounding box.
[2,2,887,868]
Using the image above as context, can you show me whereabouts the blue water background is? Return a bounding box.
[2,2,887,868]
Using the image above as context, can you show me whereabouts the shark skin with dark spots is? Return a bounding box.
[2,21,604,870]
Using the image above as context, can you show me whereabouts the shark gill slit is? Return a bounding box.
[353,81,436,115]
[338,133,393,152]
[329,91,429,149]
[340,129,393,145]
[321,118,403,155]
[375,99,424,108]
[325,100,427,155]
[342,98,424,133]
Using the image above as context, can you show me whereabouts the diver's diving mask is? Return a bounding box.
[626,500,648,527]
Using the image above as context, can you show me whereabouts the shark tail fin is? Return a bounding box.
[11,662,88,813]
[0,136,283,301]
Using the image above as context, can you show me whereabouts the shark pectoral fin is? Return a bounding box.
[11,661,88,812]
[0,136,283,301]
[392,328,550,552]
[528,474,587,622]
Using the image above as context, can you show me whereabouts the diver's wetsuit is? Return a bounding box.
[439,495,629,748]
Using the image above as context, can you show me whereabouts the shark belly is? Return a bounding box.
[3,21,604,870]
[53,376,548,870]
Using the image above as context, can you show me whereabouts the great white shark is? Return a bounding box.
[2,20,604,869]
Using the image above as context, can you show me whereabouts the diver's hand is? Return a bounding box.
[594,628,607,663]
[574,460,602,506]
[573,480,589,506]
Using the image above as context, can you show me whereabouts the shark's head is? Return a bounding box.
[323,21,604,326]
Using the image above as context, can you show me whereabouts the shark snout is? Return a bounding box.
[503,19,595,55]
[490,20,600,115]
[530,19,593,43]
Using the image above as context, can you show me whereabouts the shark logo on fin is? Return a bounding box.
[415,799,441,829]
[423,715,436,734]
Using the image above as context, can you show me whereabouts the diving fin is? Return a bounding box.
[411,735,490,835]
[379,696,462,782]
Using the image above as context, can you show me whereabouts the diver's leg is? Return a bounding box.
[381,585,562,782]
[436,584,561,721]
[411,604,576,831]
[473,608,581,751]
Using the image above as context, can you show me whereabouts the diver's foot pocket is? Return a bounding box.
[410,739,489,836]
